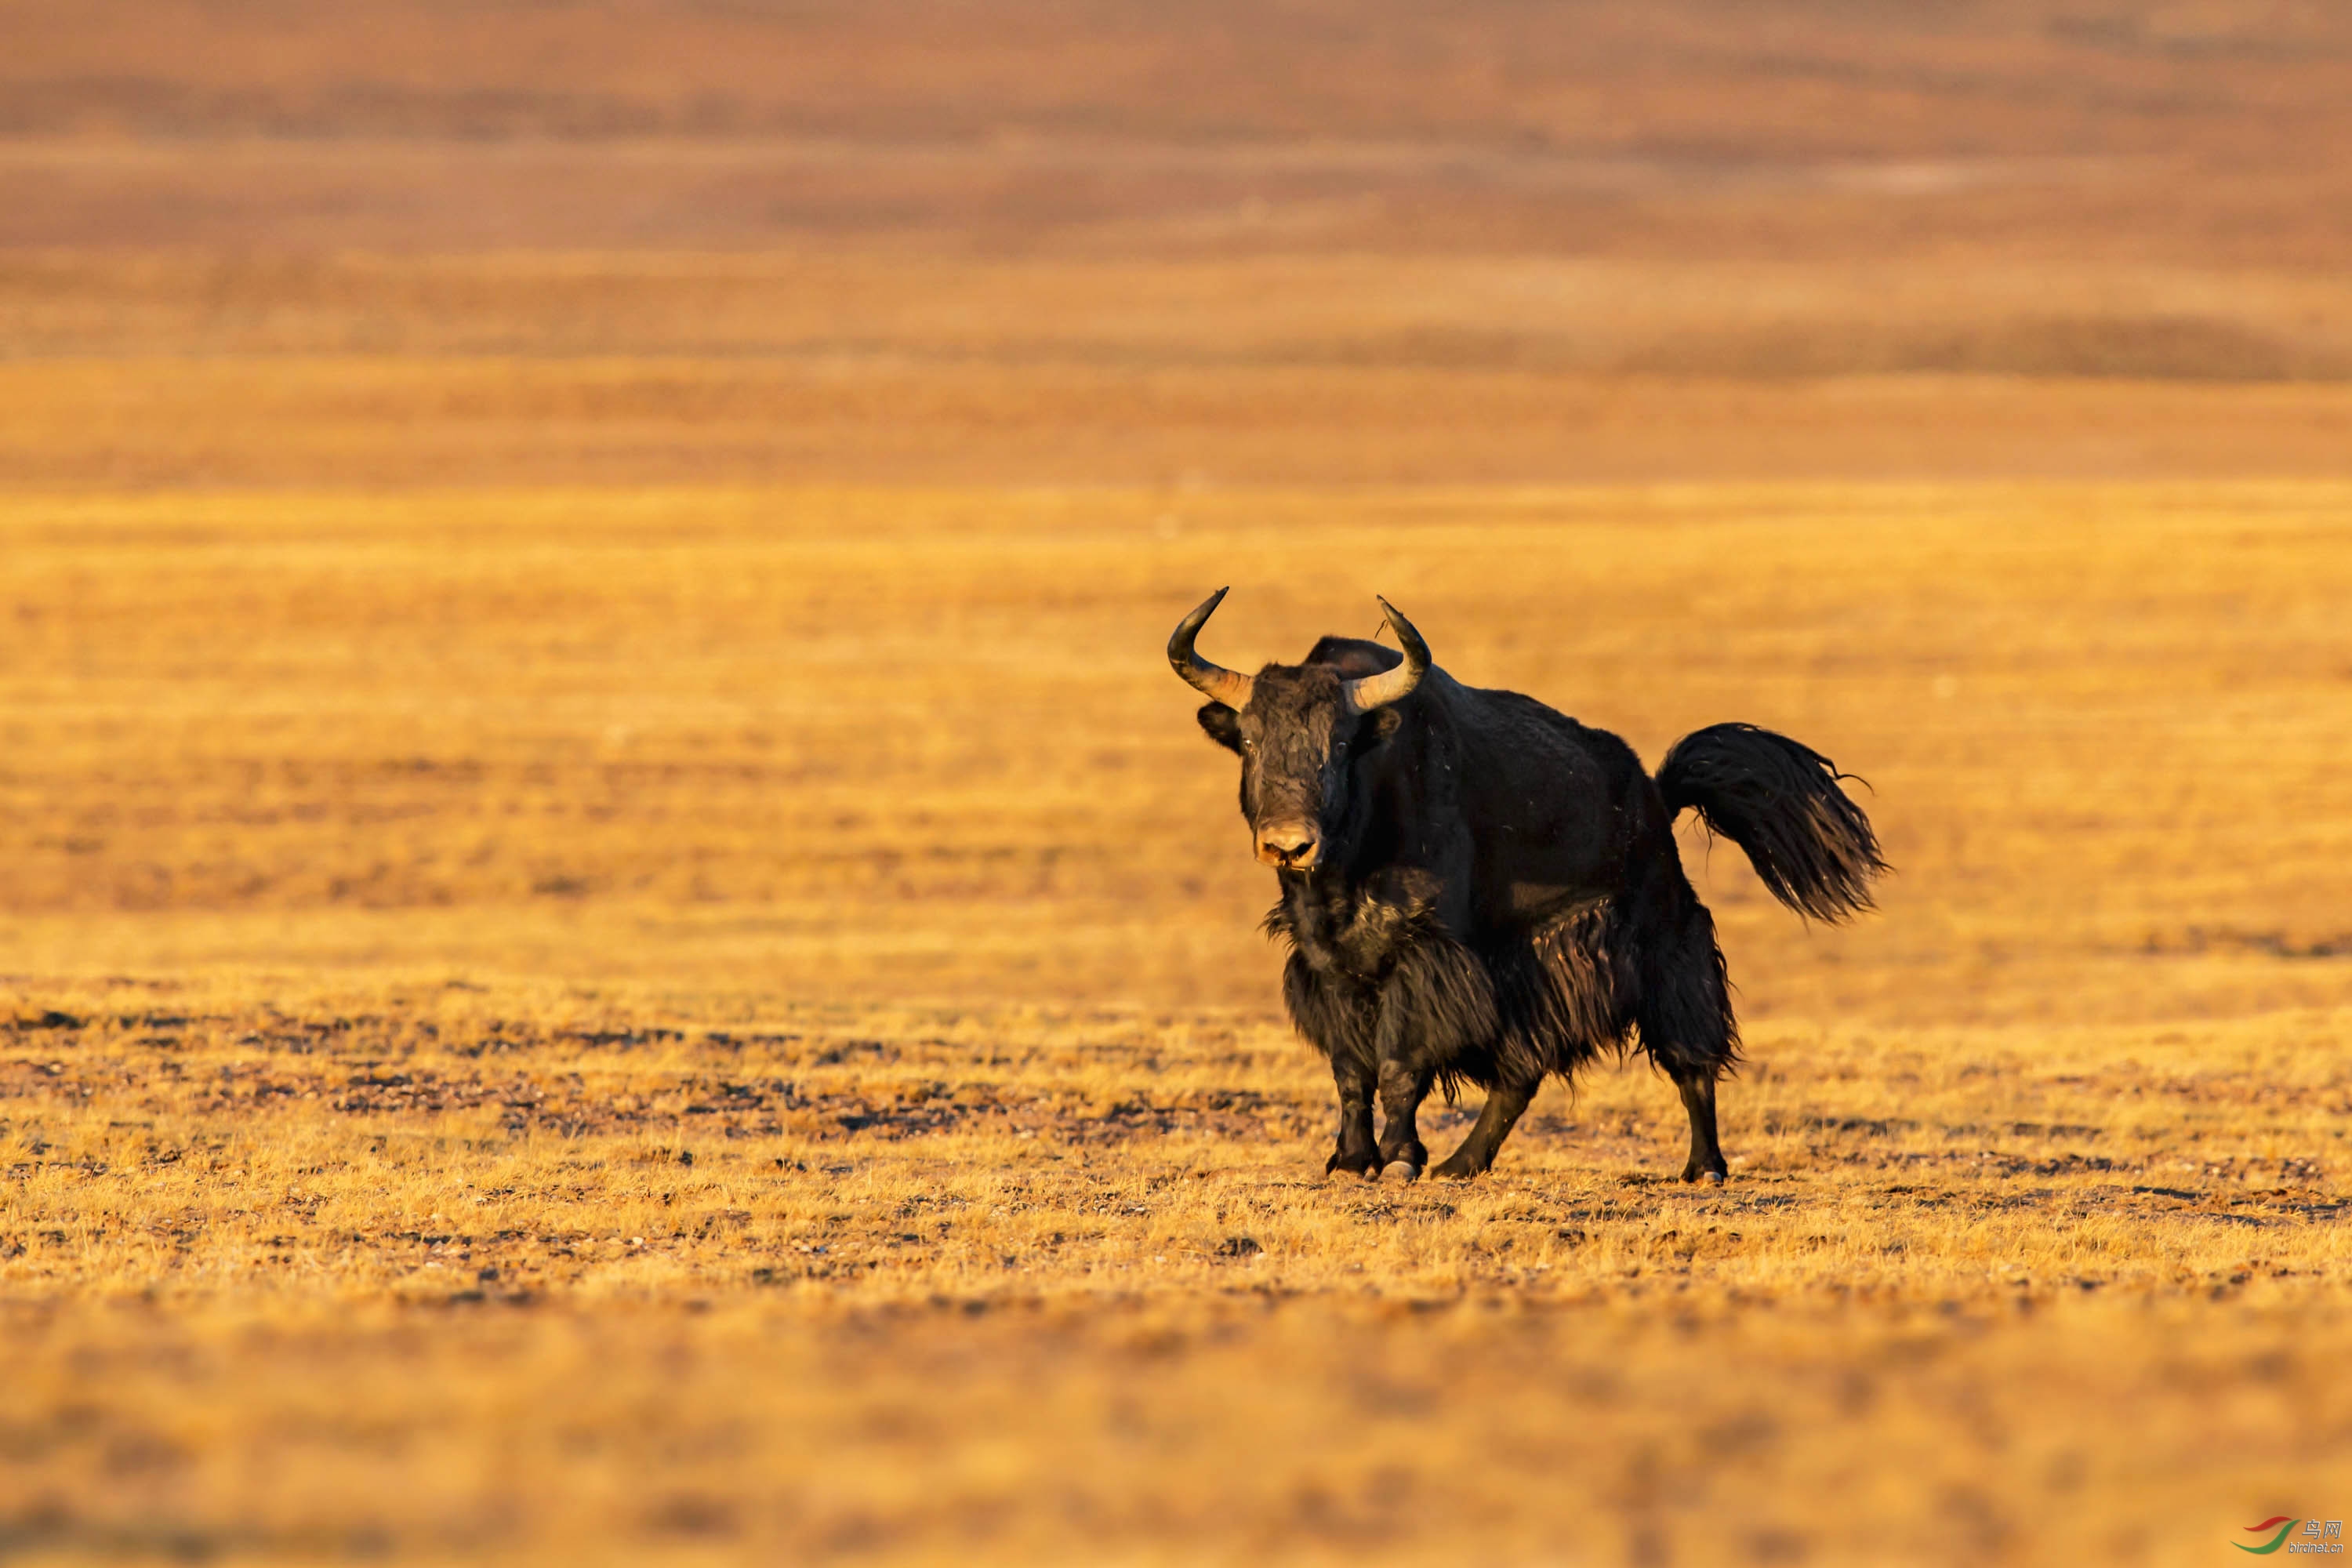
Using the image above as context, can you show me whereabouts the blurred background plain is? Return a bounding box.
[6,0,2352,488]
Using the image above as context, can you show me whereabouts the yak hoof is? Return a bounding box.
[1380,1160,1423,1184]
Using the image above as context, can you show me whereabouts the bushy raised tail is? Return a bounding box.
[1657,723,1886,923]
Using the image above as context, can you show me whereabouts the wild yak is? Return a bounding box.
[1167,588,1885,1182]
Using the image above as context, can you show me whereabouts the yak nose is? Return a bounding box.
[1255,822,1319,869]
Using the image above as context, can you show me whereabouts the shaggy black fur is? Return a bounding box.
[1189,630,1885,1182]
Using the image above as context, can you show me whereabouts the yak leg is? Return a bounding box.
[1431,1076,1537,1180]
[1640,899,1737,1184]
[1369,981,1439,1181]
[1324,1049,1381,1180]
[1374,1056,1435,1181]
[1671,1070,1728,1185]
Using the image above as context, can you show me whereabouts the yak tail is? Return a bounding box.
[1657,722,1887,923]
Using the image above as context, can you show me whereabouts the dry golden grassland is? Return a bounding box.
[9,253,2352,488]
[11,4,2352,1561]
[3,484,2351,1564]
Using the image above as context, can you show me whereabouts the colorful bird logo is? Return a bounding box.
[2237,1518,2299,1555]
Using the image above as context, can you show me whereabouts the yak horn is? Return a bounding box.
[1342,597,1429,712]
[1167,586,1254,708]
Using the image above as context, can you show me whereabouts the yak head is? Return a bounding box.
[1167,588,1429,874]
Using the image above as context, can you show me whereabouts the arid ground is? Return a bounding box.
[5,5,2351,1565]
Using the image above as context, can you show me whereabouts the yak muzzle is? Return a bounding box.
[1254,822,1320,870]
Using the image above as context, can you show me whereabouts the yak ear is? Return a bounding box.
[1196,702,1244,753]
[1360,706,1405,747]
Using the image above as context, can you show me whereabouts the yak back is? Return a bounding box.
[1441,681,1657,936]
[1302,634,1659,943]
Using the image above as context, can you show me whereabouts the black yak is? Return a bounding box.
[1167,588,1885,1182]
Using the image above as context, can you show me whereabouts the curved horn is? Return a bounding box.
[1342,597,1429,713]
[1167,586,1254,708]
